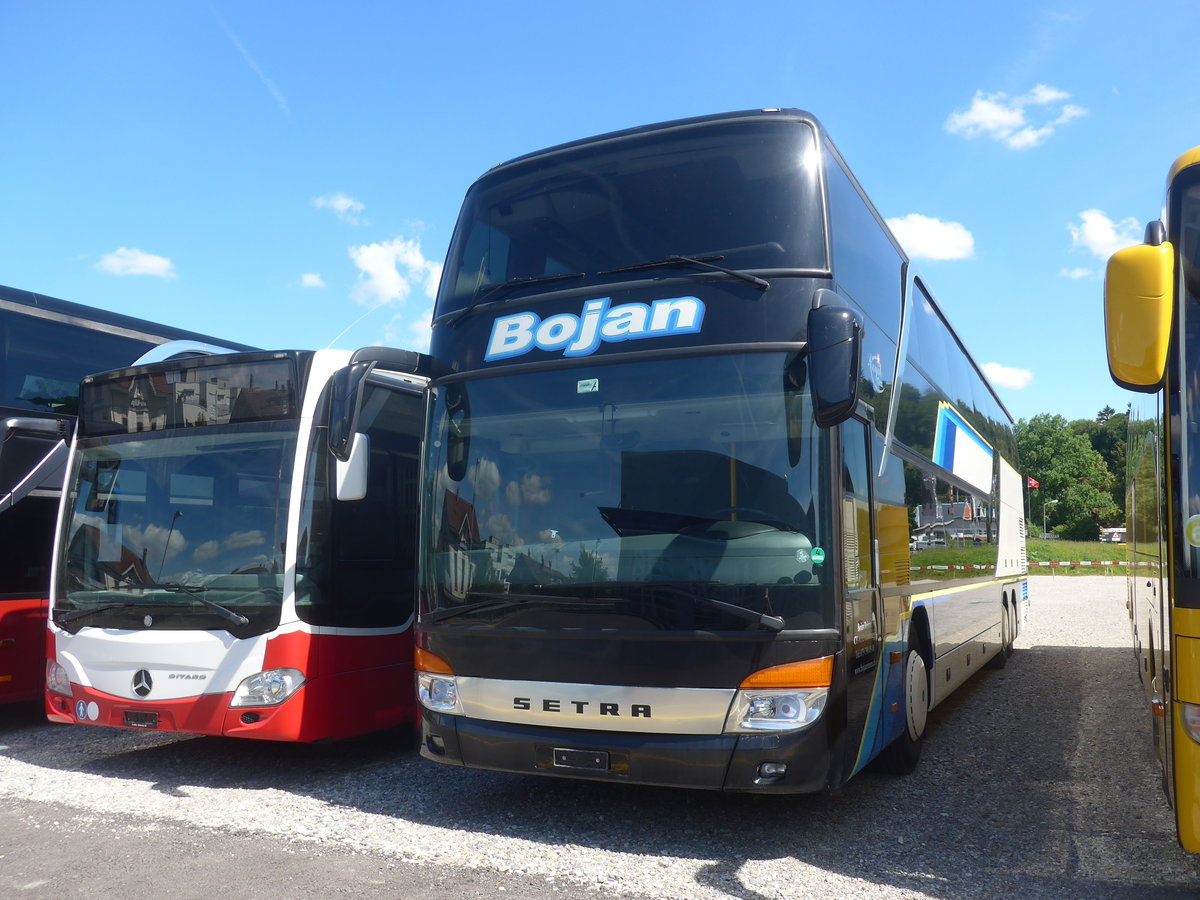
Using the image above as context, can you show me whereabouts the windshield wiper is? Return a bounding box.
[598,255,770,291]
[446,272,587,328]
[55,602,145,627]
[648,584,785,632]
[421,590,608,625]
[425,586,784,632]
[97,581,250,627]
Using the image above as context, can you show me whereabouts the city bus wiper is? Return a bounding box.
[446,272,587,328]
[55,602,146,627]
[106,581,251,627]
[598,255,770,291]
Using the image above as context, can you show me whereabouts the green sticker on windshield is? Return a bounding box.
[811,547,826,564]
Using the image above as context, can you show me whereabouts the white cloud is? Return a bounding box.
[1058,266,1093,280]
[315,192,367,225]
[1069,209,1141,259]
[982,362,1034,390]
[94,247,177,279]
[193,540,220,563]
[885,214,975,261]
[348,236,442,308]
[224,530,265,551]
[945,84,1087,150]
[300,273,325,288]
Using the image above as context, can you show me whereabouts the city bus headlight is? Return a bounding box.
[230,668,306,707]
[724,688,828,733]
[46,660,72,697]
[417,673,463,714]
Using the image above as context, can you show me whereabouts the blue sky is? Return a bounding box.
[3,1,1197,424]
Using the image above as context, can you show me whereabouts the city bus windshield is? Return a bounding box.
[54,422,297,637]
[422,353,834,631]
[436,119,824,318]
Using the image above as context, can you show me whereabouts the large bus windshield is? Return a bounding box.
[54,356,304,638]
[423,352,833,631]
[436,119,826,318]
[55,423,296,638]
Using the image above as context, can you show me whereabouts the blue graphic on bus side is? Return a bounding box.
[484,296,705,362]
[75,700,87,720]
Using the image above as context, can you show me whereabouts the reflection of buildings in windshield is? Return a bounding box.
[911,498,990,546]
[437,445,814,597]
[99,374,291,434]
[438,488,557,596]
[67,522,153,590]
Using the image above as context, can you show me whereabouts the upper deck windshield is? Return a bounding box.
[421,353,834,632]
[435,118,825,319]
[54,422,296,638]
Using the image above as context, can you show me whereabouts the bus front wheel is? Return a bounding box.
[875,645,929,774]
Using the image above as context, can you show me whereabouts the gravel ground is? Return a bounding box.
[3,575,1200,899]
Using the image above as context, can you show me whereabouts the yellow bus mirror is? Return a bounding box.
[1104,239,1174,391]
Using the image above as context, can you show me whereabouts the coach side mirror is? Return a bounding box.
[328,361,374,462]
[334,432,370,502]
[1105,221,1174,392]
[807,303,862,428]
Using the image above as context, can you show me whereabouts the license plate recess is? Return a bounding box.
[552,747,609,771]
[123,710,159,729]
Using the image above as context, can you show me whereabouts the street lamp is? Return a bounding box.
[1043,499,1059,538]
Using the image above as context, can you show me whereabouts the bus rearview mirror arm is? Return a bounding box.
[328,361,375,462]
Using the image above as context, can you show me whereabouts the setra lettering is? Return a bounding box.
[511,696,653,718]
[485,297,704,361]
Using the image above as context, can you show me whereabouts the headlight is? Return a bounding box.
[724,687,828,733]
[230,668,305,707]
[46,660,72,697]
[417,672,463,714]
[1183,702,1200,744]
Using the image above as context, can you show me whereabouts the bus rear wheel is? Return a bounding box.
[875,645,929,774]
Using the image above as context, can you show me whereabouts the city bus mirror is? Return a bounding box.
[1104,230,1174,391]
[328,361,375,462]
[334,432,370,501]
[807,305,861,428]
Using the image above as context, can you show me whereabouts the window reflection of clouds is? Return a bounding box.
[469,458,501,500]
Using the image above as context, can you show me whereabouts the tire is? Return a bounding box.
[875,644,929,775]
[986,602,1010,670]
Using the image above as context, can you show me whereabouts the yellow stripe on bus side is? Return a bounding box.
[905,577,1020,604]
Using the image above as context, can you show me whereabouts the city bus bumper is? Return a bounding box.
[419,711,833,792]
[44,682,320,741]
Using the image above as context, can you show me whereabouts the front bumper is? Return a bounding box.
[419,710,833,792]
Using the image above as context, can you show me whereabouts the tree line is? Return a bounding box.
[1016,406,1126,541]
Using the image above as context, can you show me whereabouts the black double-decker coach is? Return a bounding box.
[414,109,1027,792]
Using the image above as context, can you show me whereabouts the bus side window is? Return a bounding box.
[841,421,872,590]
